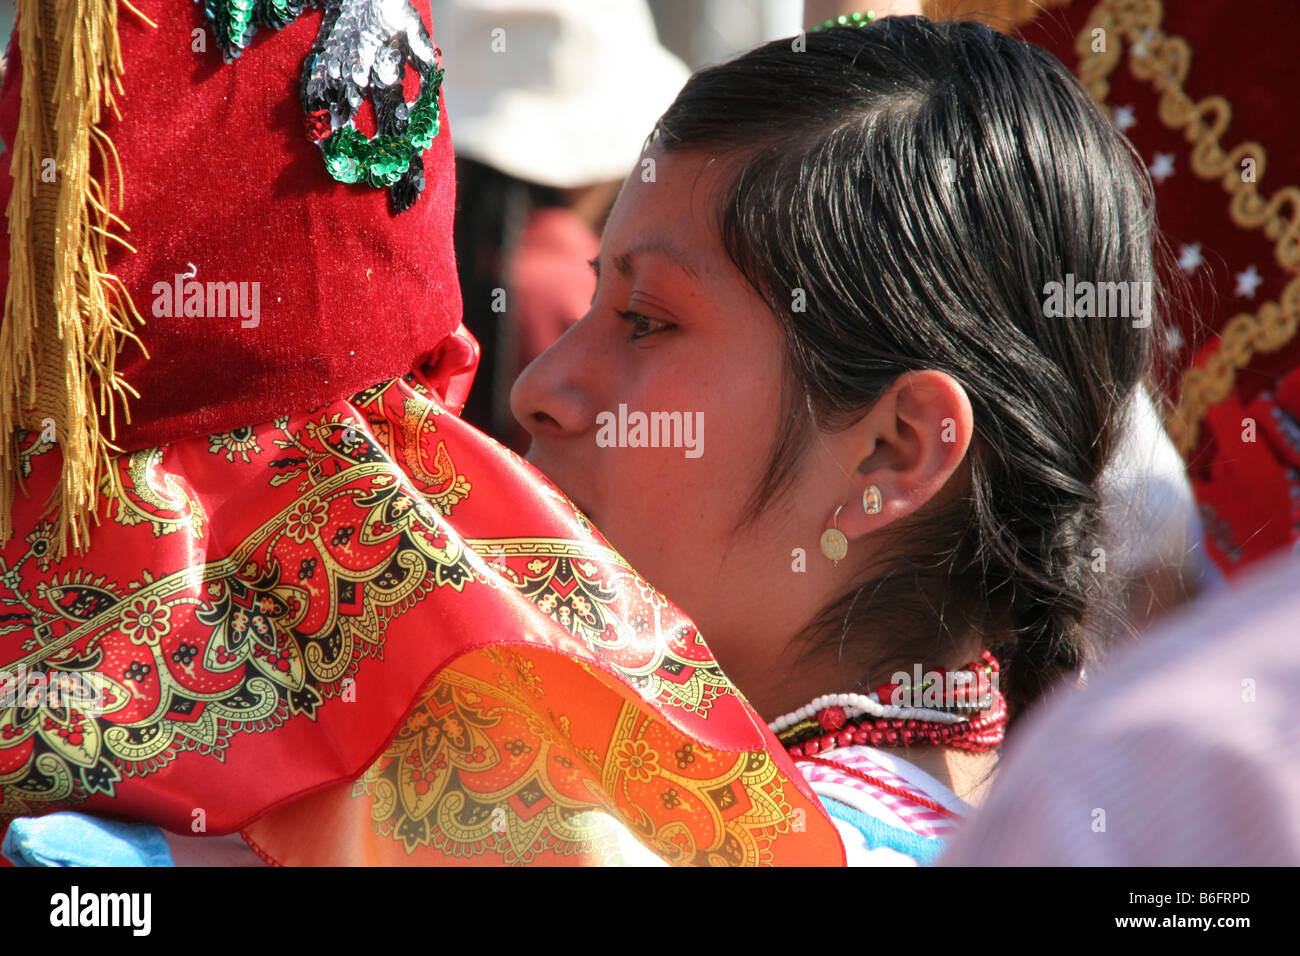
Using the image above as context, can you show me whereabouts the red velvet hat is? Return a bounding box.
[0,0,462,558]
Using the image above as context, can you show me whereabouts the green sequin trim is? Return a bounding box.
[812,10,877,32]
[212,0,258,52]
[321,64,445,189]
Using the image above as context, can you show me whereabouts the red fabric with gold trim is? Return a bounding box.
[0,335,842,865]
[1017,0,1300,574]
[0,0,462,454]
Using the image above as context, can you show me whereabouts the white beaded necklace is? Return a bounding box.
[767,690,969,735]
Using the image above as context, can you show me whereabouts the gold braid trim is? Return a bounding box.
[1072,0,1300,454]
[0,0,154,562]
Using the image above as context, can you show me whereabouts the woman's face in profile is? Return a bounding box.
[511,146,843,699]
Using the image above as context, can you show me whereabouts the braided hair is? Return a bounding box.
[650,17,1175,723]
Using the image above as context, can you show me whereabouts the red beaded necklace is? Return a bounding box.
[777,651,1007,760]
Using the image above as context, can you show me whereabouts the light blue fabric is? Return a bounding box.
[2,812,175,867]
[822,798,949,865]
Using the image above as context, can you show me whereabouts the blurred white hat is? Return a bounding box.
[431,0,691,188]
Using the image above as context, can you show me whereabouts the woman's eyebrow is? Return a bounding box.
[591,238,702,282]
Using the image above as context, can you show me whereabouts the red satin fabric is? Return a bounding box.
[0,328,843,865]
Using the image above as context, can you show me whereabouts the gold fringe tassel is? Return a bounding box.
[1,0,152,563]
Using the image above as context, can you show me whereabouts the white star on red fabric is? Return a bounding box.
[1113,105,1137,133]
[1178,243,1204,273]
[1235,264,1263,298]
[1150,152,1176,184]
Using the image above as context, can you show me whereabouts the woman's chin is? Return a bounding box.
[522,451,597,526]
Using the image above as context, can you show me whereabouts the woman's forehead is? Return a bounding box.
[604,149,732,276]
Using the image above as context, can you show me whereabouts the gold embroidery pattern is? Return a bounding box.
[355,651,801,866]
[103,447,207,540]
[1,376,744,837]
[470,538,733,717]
[1,384,476,824]
[1073,0,1300,453]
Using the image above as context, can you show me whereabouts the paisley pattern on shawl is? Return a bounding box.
[0,328,843,866]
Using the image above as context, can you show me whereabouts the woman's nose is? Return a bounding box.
[509,322,600,443]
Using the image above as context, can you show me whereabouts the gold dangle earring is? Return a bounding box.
[863,484,883,515]
[820,505,848,564]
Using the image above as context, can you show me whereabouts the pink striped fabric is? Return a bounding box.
[796,747,964,838]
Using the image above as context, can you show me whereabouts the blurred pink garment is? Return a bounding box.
[938,552,1300,866]
[501,207,600,450]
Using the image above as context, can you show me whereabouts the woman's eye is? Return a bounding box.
[616,309,670,341]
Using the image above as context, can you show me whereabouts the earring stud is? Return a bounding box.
[819,505,848,563]
[863,484,883,515]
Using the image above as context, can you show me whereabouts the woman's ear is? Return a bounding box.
[835,370,973,541]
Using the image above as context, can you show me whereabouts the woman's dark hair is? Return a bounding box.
[649,17,1174,723]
